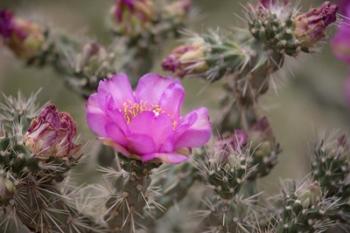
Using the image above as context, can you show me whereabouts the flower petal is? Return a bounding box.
[134,73,179,106]
[103,139,131,157]
[174,107,211,149]
[159,81,184,117]
[142,153,188,164]
[97,73,135,108]
[126,134,156,155]
[86,94,128,138]
[128,111,174,150]
[105,123,128,146]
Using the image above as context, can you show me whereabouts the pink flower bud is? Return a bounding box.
[294,2,338,48]
[0,10,45,59]
[162,39,208,78]
[24,105,80,160]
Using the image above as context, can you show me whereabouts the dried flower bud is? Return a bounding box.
[0,10,45,59]
[164,0,191,19]
[111,0,155,36]
[162,38,208,78]
[294,2,338,48]
[24,105,80,160]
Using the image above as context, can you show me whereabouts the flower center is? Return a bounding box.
[122,100,177,128]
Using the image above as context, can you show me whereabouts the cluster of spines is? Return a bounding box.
[103,156,161,232]
[312,138,350,199]
[247,142,281,180]
[248,8,303,56]
[0,93,104,233]
[276,181,336,233]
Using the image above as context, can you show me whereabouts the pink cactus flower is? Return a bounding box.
[24,105,80,159]
[86,73,212,164]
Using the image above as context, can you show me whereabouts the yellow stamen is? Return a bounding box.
[121,100,178,129]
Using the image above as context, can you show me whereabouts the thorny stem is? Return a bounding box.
[104,157,158,233]
[12,176,106,233]
[144,162,199,230]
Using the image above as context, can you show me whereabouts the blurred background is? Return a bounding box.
[0,0,348,195]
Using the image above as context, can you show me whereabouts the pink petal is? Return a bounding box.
[126,134,156,155]
[142,153,188,164]
[97,73,135,108]
[105,123,128,146]
[86,94,128,139]
[128,111,174,150]
[86,94,108,137]
[159,81,184,118]
[174,107,211,149]
[134,73,180,106]
[86,112,108,137]
[103,139,131,157]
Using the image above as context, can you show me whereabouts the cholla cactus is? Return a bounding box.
[312,135,350,199]
[1,1,349,233]
[162,1,338,109]
[110,0,191,42]
[0,93,103,233]
[111,0,156,37]
[109,0,193,79]
[85,73,211,232]
[274,180,338,233]
[0,1,192,99]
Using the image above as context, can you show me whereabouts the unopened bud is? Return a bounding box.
[162,38,209,77]
[24,105,81,160]
[0,10,45,59]
[294,2,338,48]
[111,0,155,36]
